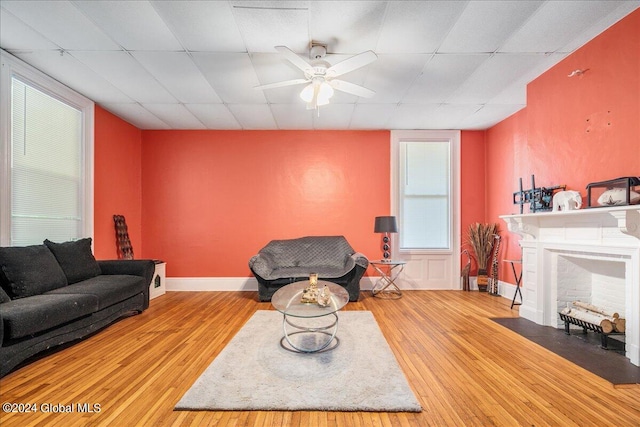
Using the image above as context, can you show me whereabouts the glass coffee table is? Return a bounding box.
[271,280,349,353]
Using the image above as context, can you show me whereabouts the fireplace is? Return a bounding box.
[501,205,640,366]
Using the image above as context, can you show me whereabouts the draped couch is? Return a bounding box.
[0,238,154,377]
[249,235,368,302]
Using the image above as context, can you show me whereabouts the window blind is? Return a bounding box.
[399,140,450,250]
[10,77,83,246]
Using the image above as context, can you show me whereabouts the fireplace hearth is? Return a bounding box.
[501,205,640,366]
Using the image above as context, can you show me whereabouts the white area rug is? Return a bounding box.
[175,310,422,412]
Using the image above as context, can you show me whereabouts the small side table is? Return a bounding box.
[370,260,406,299]
[503,259,523,309]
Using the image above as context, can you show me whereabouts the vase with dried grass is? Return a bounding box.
[466,222,499,292]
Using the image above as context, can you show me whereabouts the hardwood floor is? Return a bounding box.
[1,290,638,426]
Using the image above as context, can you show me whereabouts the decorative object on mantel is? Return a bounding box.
[513,175,566,213]
[488,234,501,296]
[466,223,499,292]
[460,249,471,292]
[552,190,583,211]
[586,176,640,208]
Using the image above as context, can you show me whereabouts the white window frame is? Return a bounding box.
[391,130,460,256]
[0,49,94,246]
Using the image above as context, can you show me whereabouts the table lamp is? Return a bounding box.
[374,216,398,261]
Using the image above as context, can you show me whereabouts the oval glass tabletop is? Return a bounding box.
[271,280,349,318]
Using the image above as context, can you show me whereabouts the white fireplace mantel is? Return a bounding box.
[502,205,640,241]
[500,205,640,366]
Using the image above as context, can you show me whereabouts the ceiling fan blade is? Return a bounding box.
[254,78,309,90]
[327,50,378,77]
[275,46,313,74]
[330,79,376,98]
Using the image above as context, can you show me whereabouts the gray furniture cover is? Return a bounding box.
[249,235,368,302]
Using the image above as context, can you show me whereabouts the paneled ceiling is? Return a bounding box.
[1,1,637,130]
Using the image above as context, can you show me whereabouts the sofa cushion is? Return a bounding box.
[45,274,145,310]
[0,245,68,299]
[0,293,98,340]
[44,238,101,284]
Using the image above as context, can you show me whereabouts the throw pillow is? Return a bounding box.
[44,238,102,284]
[0,245,68,299]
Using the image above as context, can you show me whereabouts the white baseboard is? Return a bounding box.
[165,277,519,297]
[166,276,379,292]
[497,280,520,303]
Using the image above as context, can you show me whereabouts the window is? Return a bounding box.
[400,140,450,249]
[391,130,460,252]
[0,50,94,247]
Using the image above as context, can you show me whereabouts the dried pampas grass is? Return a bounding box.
[466,223,499,270]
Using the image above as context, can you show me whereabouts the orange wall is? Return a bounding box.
[460,130,487,273]
[485,109,528,281]
[140,130,390,277]
[93,105,143,259]
[485,9,640,283]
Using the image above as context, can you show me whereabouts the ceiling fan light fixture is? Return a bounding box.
[299,83,315,103]
[317,81,334,104]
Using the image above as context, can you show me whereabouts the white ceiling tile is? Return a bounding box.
[12,50,133,103]
[458,104,526,130]
[499,1,625,53]
[447,53,546,104]
[360,54,429,104]
[423,104,485,129]
[488,81,528,106]
[232,2,309,53]
[71,51,177,103]
[349,104,397,129]
[73,0,182,51]
[132,52,221,103]
[2,0,120,50]
[312,104,355,129]
[142,104,205,129]
[403,54,490,104]
[309,1,387,53]
[559,1,640,52]
[386,104,440,129]
[185,104,242,129]
[101,103,170,129]
[438,1,544,53]
[151,1,245,52]
[227,104,277,129]
[0,7,60,50]
[270,104,314,129]
[376,1,467,54]
[192,53,266,104]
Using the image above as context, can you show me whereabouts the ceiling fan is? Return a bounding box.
[254,44,378,110]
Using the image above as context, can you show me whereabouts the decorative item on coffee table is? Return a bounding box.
[466,222,499,292]
[301,273,319,303]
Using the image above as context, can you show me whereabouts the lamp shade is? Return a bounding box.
[374,216,398,233]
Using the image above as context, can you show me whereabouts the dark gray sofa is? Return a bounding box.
[0,238,154,377]
[249,235,368,302]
